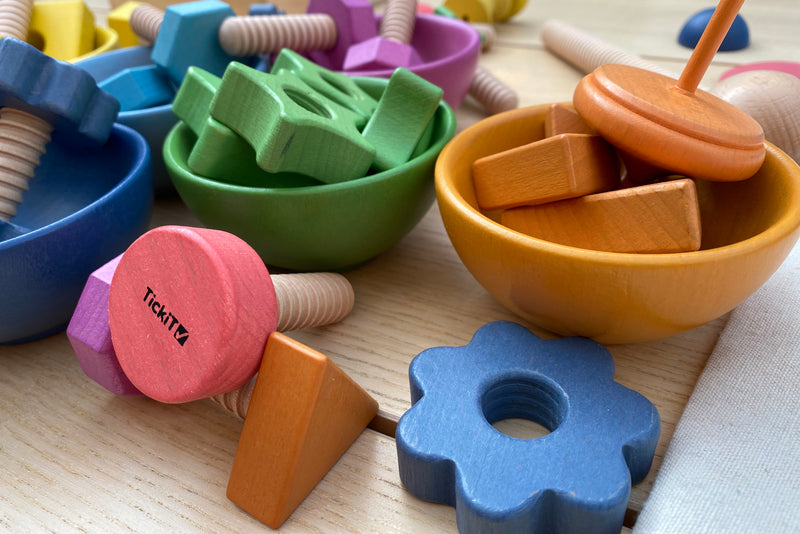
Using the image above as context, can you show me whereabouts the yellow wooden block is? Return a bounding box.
[472,133,620,211]
[28,0,95,61]
[501,178,702,253]
[108,1,143,48]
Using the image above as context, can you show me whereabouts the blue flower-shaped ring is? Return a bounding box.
[396,321,660,533]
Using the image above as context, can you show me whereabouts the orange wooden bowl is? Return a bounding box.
[435,104,800,344]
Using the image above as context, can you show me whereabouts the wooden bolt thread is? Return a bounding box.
[218,14,337,57]
[0,108,53,221]
[210,377,254,420]
[470,66,518,115]
[0,0,33,40]
[676,0,744,93]
[472,22,496,52]
[540,19,680,80]
[380,0,417,44]
[273,272,355,332]
[129,3,164,44]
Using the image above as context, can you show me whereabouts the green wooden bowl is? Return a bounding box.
[164,77,455,271]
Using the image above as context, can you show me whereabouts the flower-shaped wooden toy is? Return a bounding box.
[0,37,119,221]
[396,321,660,534]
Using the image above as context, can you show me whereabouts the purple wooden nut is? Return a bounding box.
[305,0,377,70]
[342,36,422,71]
[66,255,143,396]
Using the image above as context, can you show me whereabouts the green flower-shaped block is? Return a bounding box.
[396,321,660,534]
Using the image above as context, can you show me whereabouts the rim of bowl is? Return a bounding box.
[165,77,456,196]
[435,104,800,268]
[0,124,151,251]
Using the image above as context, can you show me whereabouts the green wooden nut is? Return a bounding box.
[361,68,443,172]
[210,62,375,183]
[172,66,320,187]
[270,48,378,128]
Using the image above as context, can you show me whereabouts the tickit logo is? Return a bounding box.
[143,286,189,346]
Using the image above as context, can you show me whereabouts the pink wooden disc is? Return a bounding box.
[108,226,277,403]
[719,61,800,81]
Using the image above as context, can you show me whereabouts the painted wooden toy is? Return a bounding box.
[0,37,119,221]
[544,102,596,136]
[343,0,422,71]
[501,178,702,254]
[472,133,619,210]
[107,1,143,48]
[96,225,354,403]
[26,0,94,61]
[0,0,32,40]
[679,6,749,51]
[719,60,800,81]
[129,0,376,84]
[361,66,443,171]
[443,0,528,23]
[98,64,174,112]
[572,0,765,183]
[224,331,378,529]
[396,321,660,533]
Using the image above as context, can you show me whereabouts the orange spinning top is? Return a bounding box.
[573,0,765,182]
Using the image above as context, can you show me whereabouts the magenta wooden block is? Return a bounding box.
[66,255,143,396]
[342,36,422,71]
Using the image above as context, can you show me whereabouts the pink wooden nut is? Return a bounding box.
[472,133,620,211]
[107,226,354,404]
[66,255,143,396]
[501,178,702,254]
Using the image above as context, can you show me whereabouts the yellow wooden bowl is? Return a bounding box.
[435,104,800,343]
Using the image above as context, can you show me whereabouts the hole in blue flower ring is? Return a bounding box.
[284,87,333,119]
[482,375,569,440]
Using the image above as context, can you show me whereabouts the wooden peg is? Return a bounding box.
[226,331,379,529]
[0,0,33,40]
[361,67,443,171]
[473,133,620,211]
[501,178,702,253]
[26,0,94,61]
[544,102,596,137]
[572,0,765,182]
[106,226,355,403]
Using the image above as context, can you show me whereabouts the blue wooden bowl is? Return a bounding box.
[0,124,153,344]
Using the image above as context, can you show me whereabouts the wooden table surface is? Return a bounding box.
[2,0,797,532]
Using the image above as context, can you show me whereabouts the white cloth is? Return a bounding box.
[634,242,800,533]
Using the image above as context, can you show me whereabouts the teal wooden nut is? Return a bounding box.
[98,64,174,112]
[396,321,661,534]
[151,0,241,86]
[210,62,374,183]
[270,48,377,128]
[361,67,442,171]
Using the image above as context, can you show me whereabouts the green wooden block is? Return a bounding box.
[210,63,375,183]
[270,48,378,128]
[172,66,222,135]
[361,68,443,172]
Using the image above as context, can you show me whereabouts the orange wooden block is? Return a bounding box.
[472,133,620,211]
[501,178,702,253]
[227,332,379,529]
[544,102,596,137]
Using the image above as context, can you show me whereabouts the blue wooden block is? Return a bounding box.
[150,0,241,86]
[0,220,30,241]
[98,64,175,112]
[247,3,284,16]
[0,37,119,147]
[678,7,750,51]
[396,321,660,534]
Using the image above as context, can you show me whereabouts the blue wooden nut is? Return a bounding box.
[210,62,375,183]
[270,48,378,128]
[396,321,661,534]
[678,7,749,51]
[150,0,243,86]
[0,38,119,148]
[98,64,175,112]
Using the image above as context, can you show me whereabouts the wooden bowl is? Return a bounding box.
[435,104,800,343]
[0,124,152,344]
[164,77,456,272]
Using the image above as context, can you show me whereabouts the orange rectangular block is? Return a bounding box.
[501,178,702,253]
[544,102,597,137]
[472,133,620,211]
[227,332,378,528]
